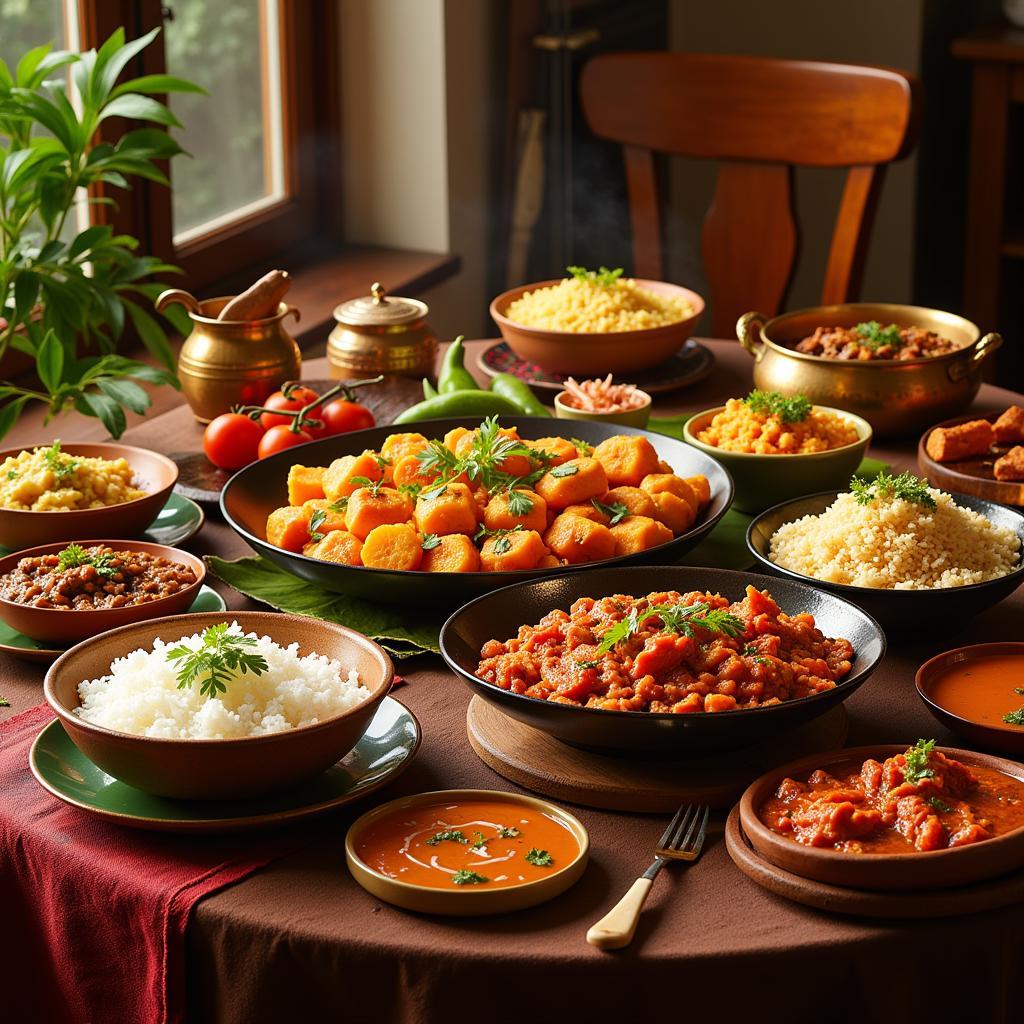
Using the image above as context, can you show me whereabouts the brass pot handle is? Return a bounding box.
[155,288,200,315]
[972,331,1001,364]
[285,304,301,324]
[737,311,767,361]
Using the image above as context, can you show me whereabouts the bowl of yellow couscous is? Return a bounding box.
[490,267,704,375]
[0,441,178,550]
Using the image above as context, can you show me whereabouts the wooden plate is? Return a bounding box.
[918,409,1024,506]
[466,695,848,811]
[476,339,715,395]
[725,807,1024,918]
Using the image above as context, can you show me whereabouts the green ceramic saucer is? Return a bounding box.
[30,696,421,832]
[0,584,225,664]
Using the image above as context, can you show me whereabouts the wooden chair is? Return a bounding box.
[580,53,921,337]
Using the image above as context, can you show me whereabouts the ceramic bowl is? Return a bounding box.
[0,539,206,645]
[440,565,885,755]
[683,406,872,514]
[221,416,734,607]
[490,279,704,375]
[0,442,178,551]
[916,642,1024,757]
[553,389,652,428]
[345,788,589,915]
[739,745,1024,891]
[746,490,1024,630]
[44,611,394,800]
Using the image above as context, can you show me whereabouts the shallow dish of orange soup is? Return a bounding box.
[345,790,589,914]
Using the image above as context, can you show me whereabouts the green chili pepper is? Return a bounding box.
[489,373,551,417]
[422,377,438,400]
[438,336,479,393]
[393,391,524,424]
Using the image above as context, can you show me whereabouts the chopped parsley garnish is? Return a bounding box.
[506,489,534,517]
[0,695,9,707]
[497,826,520,839]
[903,739,936,785]
[349,474,385,497]
[425,829,468,847]
[474,524,523,551]
[1014,688,1024,696]
[850,470,936,509]
[576,659,600,671]
[525,848,553,866]
[328,497,349,513]
[421,533,442,550]
[550,463,579,479]
[743,643,770,666]
[6,470,16,480]
[1003,707,1024,727]
[166,624,269,699]
[56,544,118,579]
[493,536,512,554]
[743,390,812,423]
[566,265,623,287]
[470,832,487,850]
[569,437,594,457]
[855,320,904,351]
[592,498,629,525]
[597,602,744,655]
[43,440,78,480]
[308,509,328,542]
[452,869,489,885]
[928,796,953,813]
[397,482,422,499]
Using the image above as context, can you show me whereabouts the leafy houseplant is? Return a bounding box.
[0,27,204,440]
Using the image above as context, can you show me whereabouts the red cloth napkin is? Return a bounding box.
[1,705,303,1024]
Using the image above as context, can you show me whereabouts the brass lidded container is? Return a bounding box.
[156,290,302,423]
[328,282,437,378]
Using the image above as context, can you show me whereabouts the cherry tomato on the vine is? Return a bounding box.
[317,399,375,435]
[203,413,264,470]
[259,386,320,431]
[258,424,314,459]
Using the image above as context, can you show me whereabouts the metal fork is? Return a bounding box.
[586,803,710,950]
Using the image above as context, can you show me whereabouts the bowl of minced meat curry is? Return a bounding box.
[740,742,1024,891]
[683,392,871,514]
[0,442,177,550]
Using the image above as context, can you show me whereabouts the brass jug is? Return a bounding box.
[156,290,302,423]
[328,281,437,378]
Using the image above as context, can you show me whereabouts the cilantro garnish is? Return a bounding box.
[0,695,9,707]
[425,829,468,846]
[550,463,578,479]
[470,832,487,850]
[6,470,16,480]
[349,474,385,497]
[850,471,936,509]
[56,544,118,579]
[596,601,744,655]
[497,826,520,839]
[452,870,489,885]
[525,848,553,866]
[592,498,629,525]
[743,390,812,423]
[421,533,442,551]
[855,320,904,351]
[903,739,936,785]
[308,509,327,542]
[1003,707,1024,726]
[166,624,269,700]
[928,796,953,813]
[43,440,79,481]
[507,489,534,517]
[566,265,623,287]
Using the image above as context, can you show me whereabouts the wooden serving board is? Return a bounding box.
[466,696,848,812]
[724,807,1024,918]
[918,410,1024,507]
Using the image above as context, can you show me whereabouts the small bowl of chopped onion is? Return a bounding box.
[554,375,652,428]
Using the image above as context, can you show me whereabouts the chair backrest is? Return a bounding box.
[580,52,920,337]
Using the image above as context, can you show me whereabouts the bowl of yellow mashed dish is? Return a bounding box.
[0,441,177,550]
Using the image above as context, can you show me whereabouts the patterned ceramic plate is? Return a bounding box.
[477,339,716,394]
[30,696,421,832]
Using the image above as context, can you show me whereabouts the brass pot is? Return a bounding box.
[157,292,302,423]
[328,282,437,378]
[737,303,1002,438]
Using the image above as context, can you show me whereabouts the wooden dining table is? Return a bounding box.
[4,338,1024,1024]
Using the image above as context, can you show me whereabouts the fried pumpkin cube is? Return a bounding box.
[391,453,438,493]
[287,464,326,505]
[641,473,699,514]
[685,475,711,507]
[994,445,1024,481]
[650,491,696,534]
[414,481,478,536]
[421,533,480,573]
[344,486,415,540]
[479,529,549,571]
[561,501,609,525]
[593,435,661,487]
[322,451,384,500]
[524,436,578,466]
[266,505,310,552]
[483,488,548,532]
[302,498,348,536]
[609,515,674,555]
[925,419,994,463]
[534,457,608,510]
[994,406,1024,444]
[361,523,423,571]
[603,485,656,519]
[304,529,363,565]
[381,432,429,465]
[542,513,616,564]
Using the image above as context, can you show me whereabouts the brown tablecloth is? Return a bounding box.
[4,340,1023,1024]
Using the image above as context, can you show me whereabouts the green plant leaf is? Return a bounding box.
[76,390,127,438]
[123,297,175,371]
[0,396,30,442]
[99,93,182,129]
[94,26,160,105]
[12,271,39,325]
[111,74,207,99]
[9,88,78,153]
[36,330,64,392]
[95,376,150,415]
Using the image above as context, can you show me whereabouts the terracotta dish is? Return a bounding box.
[490,279,704,375]
[0,442,177,550]
[916,642,1024,756]
[43,611,394,800]
[739,745,1024,891]
[0,540,205,645]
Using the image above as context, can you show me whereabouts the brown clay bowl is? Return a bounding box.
[490,278,704,375]
[0,443,178,551]
[0,540,205,645]
[739,745,1024,891]
[44,611,394,800]
[916,643,1024,757]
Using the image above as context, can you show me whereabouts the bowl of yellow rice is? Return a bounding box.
[490,268,704,375]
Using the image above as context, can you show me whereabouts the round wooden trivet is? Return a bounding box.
[465,696,848,812]
[724,807,1024,918]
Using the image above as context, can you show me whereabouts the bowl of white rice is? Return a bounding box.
[746,482,1024,629]
[43,611,394,799]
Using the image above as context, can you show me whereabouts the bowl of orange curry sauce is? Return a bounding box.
[345,789,589,915]
[738,743,1024,892]
[917,643,1024,757]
